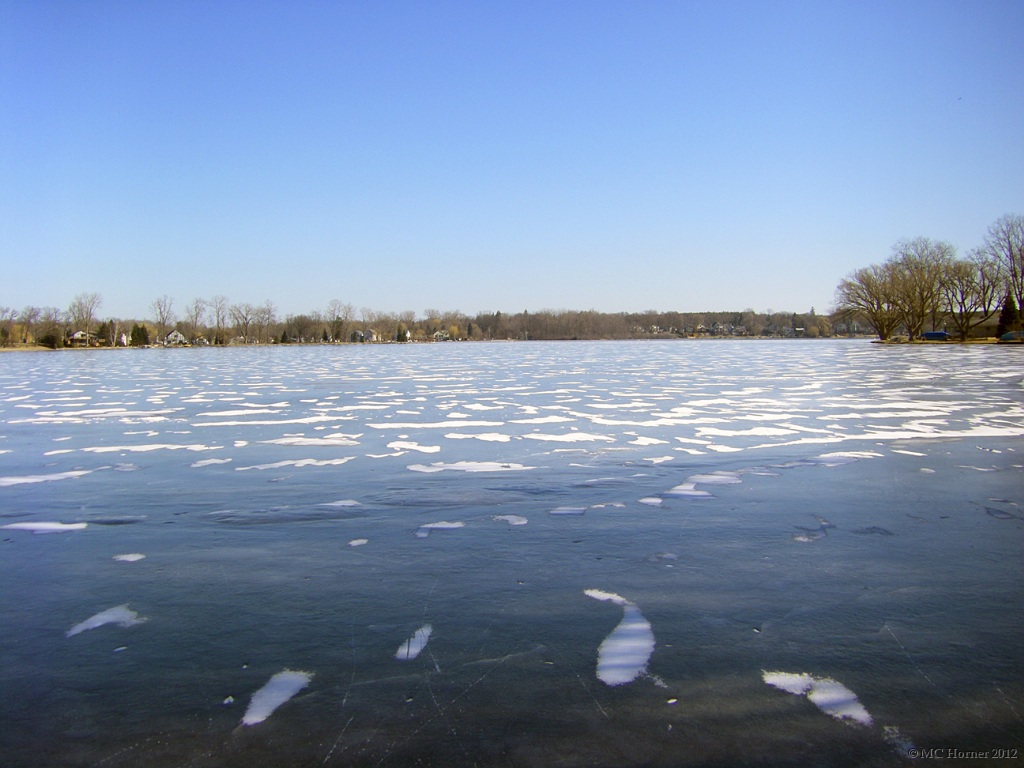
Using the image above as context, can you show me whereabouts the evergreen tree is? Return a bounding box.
[129,324,150,347]
[995,292,1019,338]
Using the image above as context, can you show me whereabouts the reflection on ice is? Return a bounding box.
[396,624,432,660]
[584,589,655,686]
[66,605,146,637]
[241,670,313,726]
[762,670,873,726]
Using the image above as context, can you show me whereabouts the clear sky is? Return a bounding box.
[2,0,1022,320]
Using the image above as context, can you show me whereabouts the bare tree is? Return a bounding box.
[68,292,102,345]
[210,295,229,345]
[185,298,207,343]
[18,306,40,344]
[230,302,256,343]
[834,263,901,340]
[255,300,276,344]
[325,300,353,342]
[889,238,955,340]
[0,307,16,347]
[982,213,1024,311]
[150,295,175,342]
[940,251,1001,341]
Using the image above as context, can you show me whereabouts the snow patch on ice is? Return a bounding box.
[762,670,873,726]
[236,457,355,471]
[113,553,146,562]
[396,625,432,660]
[241,670,313,726]
[493,514,528,526]
[388,441,441,453]
[584,590,655,685]
[415,521,466,538]
[191,458,232,467]
[444,432,513,442]
[409,461,535,473]
[2,521,88,533]
[0,470,95,487]
[66,605,146,637]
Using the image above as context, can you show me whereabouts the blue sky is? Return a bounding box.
[2,0,1022,320]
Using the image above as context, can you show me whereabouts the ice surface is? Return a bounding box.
[241,670,313,726]
[1,341,1022,766]
[66,605,146,637]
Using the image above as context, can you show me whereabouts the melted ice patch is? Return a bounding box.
[241,670,313,726]
[762,671,873,725]
[66,605,146,637]
[396,624,432,660]
[2,521,88,534]
[584,589,655,686]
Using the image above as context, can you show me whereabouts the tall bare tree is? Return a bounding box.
[982,213,1024,311]
[210,295,229,345]
[185,298,207,342]
[150,295,175,342]
[230,302,256,343]
[255,300,276,344]
[18,306,40,344]
[0,307,16,347]
[834,263,901,340]
[68,292,102,345]
[325,300,353,342]
[889,238,955,340]
[940,251,1001,341]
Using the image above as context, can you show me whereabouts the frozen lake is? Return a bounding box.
[1,339,1022,766]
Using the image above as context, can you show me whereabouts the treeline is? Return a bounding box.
[1,293,837,349]
[833,213,1023,341]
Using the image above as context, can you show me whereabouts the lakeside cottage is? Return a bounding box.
[164,329,188,346]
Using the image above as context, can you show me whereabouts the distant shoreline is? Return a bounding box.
[7,336,1017,353]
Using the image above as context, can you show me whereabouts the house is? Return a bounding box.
[68,330,97,347]
[164,329,188,346]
